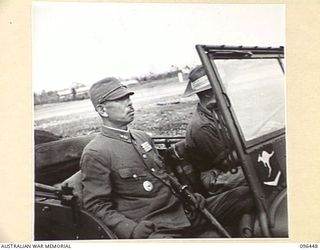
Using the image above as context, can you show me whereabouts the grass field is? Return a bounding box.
[34,78,198,138]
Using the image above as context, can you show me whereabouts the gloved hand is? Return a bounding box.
[131,220,155,239]
[193,192,206,210]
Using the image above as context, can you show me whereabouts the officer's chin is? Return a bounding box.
[128,113,134,122]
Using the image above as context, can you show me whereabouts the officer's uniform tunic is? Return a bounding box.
[81,126,190,239]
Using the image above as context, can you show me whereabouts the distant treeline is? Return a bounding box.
[134,70,185,83]
[34,88,88,105]
[34,68,190,105]
[34,91,60,105]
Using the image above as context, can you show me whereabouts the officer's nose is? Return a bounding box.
[127,97,133,107]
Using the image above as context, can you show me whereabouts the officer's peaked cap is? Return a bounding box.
[89,77,134,109]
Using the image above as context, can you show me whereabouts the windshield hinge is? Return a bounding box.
[222,93,231,108]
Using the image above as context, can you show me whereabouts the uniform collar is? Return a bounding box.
[197,103,222,125]
[197,103,214,117]
[101,125,131,143]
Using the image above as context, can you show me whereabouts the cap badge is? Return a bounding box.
[143,180,153,192]
[141,141,152,152]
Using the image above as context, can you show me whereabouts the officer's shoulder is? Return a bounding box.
[83,134,111,154]
[188,116,203,132]
[130,129,150,137]
[130,129,152,141]
[189,111,212,130]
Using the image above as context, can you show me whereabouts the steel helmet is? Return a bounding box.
[184,65,212,96]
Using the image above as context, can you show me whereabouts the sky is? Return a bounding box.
[32,2,285,93]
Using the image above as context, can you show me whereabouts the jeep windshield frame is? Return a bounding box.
[196,45,285,237]
[197,45,285,150]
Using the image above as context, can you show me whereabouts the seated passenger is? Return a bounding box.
[177,66,256,236]
[80,77,253,239]
[183,65,248,195]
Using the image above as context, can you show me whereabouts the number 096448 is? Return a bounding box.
[300,244,318,248]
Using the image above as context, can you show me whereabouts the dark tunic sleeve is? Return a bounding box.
[80,152,137,239]
[190,125,224,171]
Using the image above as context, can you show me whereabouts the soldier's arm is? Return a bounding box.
[192,125,224,169]
[195,126,240,168]
[80,152,138,239]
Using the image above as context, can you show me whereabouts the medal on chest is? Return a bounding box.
[143,180,153,192]
[141,141,152,152]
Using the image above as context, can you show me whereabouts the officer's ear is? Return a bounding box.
[96,104,109,118]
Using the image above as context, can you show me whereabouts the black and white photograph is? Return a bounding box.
[33,2,287,240]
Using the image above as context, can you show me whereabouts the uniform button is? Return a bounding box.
[142,154,147,159]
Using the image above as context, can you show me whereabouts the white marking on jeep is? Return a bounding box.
[263,171,281,186]
[258,150,274,178]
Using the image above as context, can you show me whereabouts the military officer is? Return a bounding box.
[81,77,252,239]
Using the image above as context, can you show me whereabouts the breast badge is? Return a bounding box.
[143,180,153,192]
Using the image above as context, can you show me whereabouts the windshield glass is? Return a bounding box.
[213,58,285,142]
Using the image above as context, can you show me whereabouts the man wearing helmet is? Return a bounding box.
[184,65,248,195]
[177,65,255,237]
